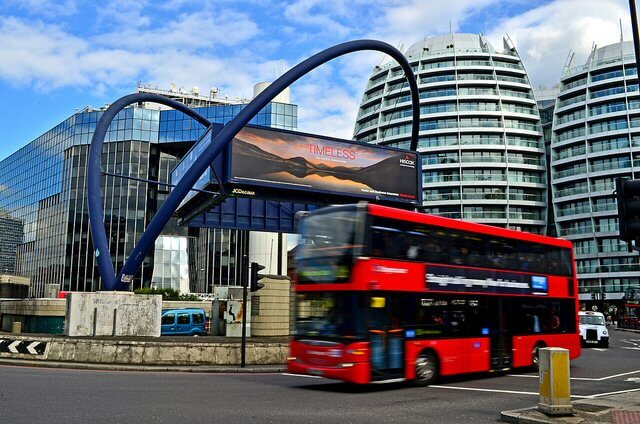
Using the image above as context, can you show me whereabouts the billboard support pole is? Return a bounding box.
[88,40,420,291]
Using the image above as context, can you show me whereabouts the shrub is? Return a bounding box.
[134,287,200,301]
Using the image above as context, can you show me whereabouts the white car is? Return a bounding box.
[579,311,609,348]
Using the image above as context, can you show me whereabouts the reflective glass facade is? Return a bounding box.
[551,41,639,299]
[0,213,23,274]
[353,34,546,234]
[0,96,297,297]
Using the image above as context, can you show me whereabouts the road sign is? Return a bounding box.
[0,339,47,355]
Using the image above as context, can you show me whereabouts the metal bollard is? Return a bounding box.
[537,347,574,416]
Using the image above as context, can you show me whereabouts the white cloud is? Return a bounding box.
[484,0,631,88]
[366,0,500,47]
[1,0,636,146]
[94,9,259,50]
[283,0,354,38]
[2,0,77,18]
[94,0,151,29]
[0,17,90,88]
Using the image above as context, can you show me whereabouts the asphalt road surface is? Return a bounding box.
[1,328,638,424]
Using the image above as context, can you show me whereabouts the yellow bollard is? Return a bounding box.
[538,347,574,416]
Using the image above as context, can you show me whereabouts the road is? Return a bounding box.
[0,328,638,424]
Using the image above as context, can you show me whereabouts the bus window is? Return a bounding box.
[295,208,360,283]
[513,300,576,335]
[405,231,427,260]
[368,214,574,276]
[294,292,367,340]
[371,226,404,259]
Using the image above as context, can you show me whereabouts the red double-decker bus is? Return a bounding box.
[288,202,581,385]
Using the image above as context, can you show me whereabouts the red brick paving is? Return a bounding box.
[613,410,640,424]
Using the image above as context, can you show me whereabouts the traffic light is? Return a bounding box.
[616,178,640,247]
[250,262,266,292]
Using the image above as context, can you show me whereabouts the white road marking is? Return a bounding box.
[507,369,640,381]
[281,373,322,379]
[430,385,640,399]
[428,385,591,398]
[586,387,640,398]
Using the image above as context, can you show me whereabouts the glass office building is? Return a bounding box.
[551,40,639,301]
[0,85,297,297]
[353,34,547,234]
[0,212,23,274]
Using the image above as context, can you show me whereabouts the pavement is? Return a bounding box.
[0,357,286,373]
[501,327,640,424]
[500,392,640,424]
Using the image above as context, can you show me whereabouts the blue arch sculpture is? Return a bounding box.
[88,39,420,290]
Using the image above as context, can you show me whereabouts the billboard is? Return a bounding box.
[227,126,420,205]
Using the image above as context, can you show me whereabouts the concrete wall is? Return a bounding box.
[1,285,294,337]
[1,299,66,316]
[65,292,162,337]
[0,334,288,365]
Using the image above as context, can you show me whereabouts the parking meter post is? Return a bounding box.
[538,347,574,416]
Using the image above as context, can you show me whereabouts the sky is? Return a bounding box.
[0,0,636,160]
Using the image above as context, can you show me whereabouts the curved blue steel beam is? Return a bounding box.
[87,93,212,290]
[82,40,419,290]
[112,39,420,289]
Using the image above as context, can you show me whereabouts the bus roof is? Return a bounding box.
[364,203,573,249]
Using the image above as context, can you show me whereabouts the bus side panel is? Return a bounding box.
[288,340,372,384]
[405,338,490,379]
[356,259,426,292]
[464,338,491,373]
[512,334,582,368]
[546,276,572,298]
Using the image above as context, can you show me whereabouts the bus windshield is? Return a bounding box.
[294,292,367,340]
[295,208,360,283]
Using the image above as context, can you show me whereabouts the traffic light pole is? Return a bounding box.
[241,253,248,368]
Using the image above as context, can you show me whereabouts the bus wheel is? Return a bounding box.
[532,343,545,370]
[415,351,438,386]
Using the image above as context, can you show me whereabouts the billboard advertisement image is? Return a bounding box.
[229,126,419,204]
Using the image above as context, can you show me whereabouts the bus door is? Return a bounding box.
[488,298,513,370]
[368,296,405,380]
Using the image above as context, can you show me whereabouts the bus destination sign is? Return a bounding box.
[426,265,548,296]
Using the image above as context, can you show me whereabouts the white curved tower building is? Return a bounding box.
[551,41,639,299]
[353,34,546,233]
